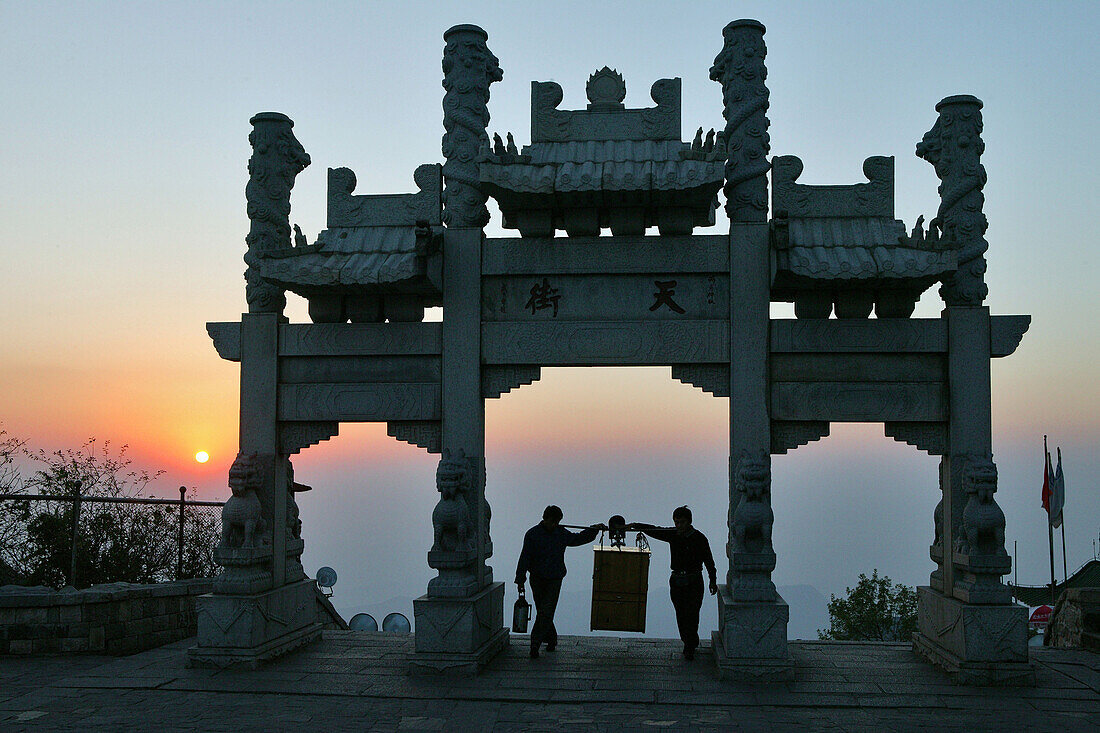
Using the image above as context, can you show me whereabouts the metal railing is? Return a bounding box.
[0,486,224,588]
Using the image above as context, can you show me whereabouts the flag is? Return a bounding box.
[1041,438,1053,513]
[1050,448,1065,528]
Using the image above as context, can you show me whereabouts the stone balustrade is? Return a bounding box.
[0,578,214,656]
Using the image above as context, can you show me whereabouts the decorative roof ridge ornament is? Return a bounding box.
[530,74,681,142]
[586,67,627,111]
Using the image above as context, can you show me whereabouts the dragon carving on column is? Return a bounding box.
[441,24,502,228]
[916,95,988,306]
[244,112,310,314]
[710,19,770,222]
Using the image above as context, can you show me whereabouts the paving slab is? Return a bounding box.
[0,632,1097,730]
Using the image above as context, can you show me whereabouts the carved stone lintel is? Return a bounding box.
[671,363,729,397]
[244,112,310,314]
[483,320,729,366]
[442,25,502,228]
[884,421,946,456]
[917,95,988,305]
[278,383,440,422]
[278,422,339,455]
[710,19,770,221]
[327,164,442,228]
[481,365,541,399]
[770,421,830,454]
[387,421,442,454]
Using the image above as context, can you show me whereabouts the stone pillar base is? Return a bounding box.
[187,578,322,669]
[712,585,792,681]
[411,581,508,674]
[912,585,1034,686]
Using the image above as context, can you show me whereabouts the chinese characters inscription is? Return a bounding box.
[649,280,686,314]
[526,278,561,317]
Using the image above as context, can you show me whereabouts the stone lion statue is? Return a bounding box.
[221,452,266,548]
[958,456,1006,557]
[431,449,475,554]
[732,450,773,555]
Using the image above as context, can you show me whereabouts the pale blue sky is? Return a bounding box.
[1,1,1097,631]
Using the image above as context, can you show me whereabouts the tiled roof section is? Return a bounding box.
[522,140,691,164]
[1011,559,1100,607]
[258,226,425,288]
[482,156,724,195]
[787,218,904,249]
[778,217,957,281]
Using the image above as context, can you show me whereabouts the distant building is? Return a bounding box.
[1009,559,1100,607]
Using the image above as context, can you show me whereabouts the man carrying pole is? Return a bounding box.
[630,507,718,660]
[515,506,604,659]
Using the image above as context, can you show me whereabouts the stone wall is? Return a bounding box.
[0,579,214,656]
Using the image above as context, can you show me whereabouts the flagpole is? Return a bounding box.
[1061,524,1068,583]
[1013,540,1018,603]
[1046,436,1056,605]
[1058,447,1068,583]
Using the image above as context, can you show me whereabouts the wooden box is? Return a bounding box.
[591,545,651,632]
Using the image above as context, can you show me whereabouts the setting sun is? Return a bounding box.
[194,451,210,464]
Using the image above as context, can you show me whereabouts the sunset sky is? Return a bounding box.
[2,1,1097,631]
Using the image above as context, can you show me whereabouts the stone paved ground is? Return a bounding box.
[1,632,1097,731]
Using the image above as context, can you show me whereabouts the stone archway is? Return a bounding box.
[193,20,1032,685]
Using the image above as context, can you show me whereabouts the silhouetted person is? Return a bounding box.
[630,506,717,660]
[516,505,603,658]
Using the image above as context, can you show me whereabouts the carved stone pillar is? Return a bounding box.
[191,117,319,666]
[413,25,507,674]
[911,98,1029,683]
[710,18,789,682]
[190,313,321,668]
[243,113,310,315]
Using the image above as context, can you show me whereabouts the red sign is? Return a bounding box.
[1029,605,1053,628]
